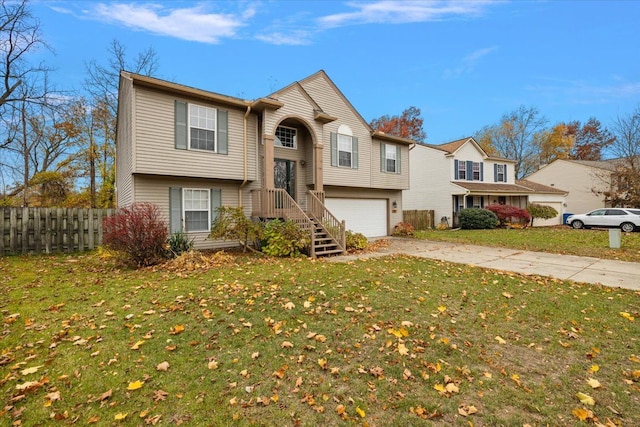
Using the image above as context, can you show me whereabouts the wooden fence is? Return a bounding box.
[402,209,435,230]
[0,208,115,256]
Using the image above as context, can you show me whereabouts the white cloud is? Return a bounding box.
[89,3,254,43]
[444,46,498,79]
[318,0,500,28]
[256,30,312,46]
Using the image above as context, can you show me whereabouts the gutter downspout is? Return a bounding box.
[239,105,251,207]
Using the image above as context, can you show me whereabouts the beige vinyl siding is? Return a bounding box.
[526,160,609,214]
[133,175,259,250]
[370,139,409,190]
[324,186,404,234]
[132,86,258,181]
[115,75,135,207]
[300,75,373,188]
[264,86,323,138]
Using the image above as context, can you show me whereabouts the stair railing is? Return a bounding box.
[307,190,346,253]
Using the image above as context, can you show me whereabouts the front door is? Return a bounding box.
[274,159,296,200]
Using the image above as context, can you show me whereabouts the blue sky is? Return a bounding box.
[31,0,640,145]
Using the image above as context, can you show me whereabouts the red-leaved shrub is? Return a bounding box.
[102,203,169,266]
[485,204,531,228]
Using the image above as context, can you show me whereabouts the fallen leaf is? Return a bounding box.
[130,340,145,350]
[398,343,409,356]
[127,381,144,391]
[572,407,594,421]
[169,324,185,335]
[156,361,170,371]
[20,366,43,376]
[114,413,128,421]
[98,389,112,402]
[576,392,595,406]
[281,341,294,348]
[207,360,219,370]
[336,404,346,415]
[620,312,635,321]
[458,403,478,417]
[355,407,365,418]
[283,302,295,310]
[495,336,506,344]
[502,292,513,299]
[587,378,601,389]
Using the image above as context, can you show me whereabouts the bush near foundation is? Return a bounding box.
[345,230,368,250]
[459,208,499,230]
[393,222,415,237]
[485,204,531,228]
[102,203,169,266]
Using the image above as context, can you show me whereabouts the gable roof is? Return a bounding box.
[425,137,514,162]
[516,179,568,194]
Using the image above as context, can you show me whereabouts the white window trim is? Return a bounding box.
[275,125,297,149]
[189,104,218,153]
[473,196,482,208]
[473,162,481,181]
[497,164,505,182]
[183,188,210,232]
[458,161,467,180]
[384,144,397,173]
[337,133,353,168]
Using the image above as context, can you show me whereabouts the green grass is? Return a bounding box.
[1,251,639,426]
[415,226,640,262]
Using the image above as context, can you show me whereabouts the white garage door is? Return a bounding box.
[325,198,388,237]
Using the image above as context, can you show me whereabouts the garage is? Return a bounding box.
[325,198,388,237]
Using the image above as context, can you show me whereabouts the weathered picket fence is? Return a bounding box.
[0,207,115,256]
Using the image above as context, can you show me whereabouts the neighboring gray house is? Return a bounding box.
[116,70,412,255]
[404,137,567,226]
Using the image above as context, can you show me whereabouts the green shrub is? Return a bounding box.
[392,222,415,236]
[458,208,499,230]
[527,203,559,226]
[209,206,264,252]
[167,232,194,257]
[262,219,310,257]
[345,230,368,250]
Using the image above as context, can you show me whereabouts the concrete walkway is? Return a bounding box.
[327,238,640,291]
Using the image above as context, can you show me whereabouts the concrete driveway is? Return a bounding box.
[328,238,640,291]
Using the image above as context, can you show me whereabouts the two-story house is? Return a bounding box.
[404,137,567,226]
[116,70,412,255]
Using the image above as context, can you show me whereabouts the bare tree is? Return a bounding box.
[475,105,548,179]
[605,105,640,207]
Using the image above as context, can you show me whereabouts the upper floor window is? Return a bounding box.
[495,164,506,182]
[455,160,483,181]
[174,101,228,154]
[457,160,467,180]
[275,126,297,149]
[381,142,401,174]
[473,162,481,180]
[189,105,216,151]
[330,125,358,169]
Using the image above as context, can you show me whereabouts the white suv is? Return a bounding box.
[567,208,640,232]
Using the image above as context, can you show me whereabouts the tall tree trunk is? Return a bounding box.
[21,101,28,207]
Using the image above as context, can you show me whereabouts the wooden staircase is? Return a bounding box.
[308,215,344,257]
[251,188,346,258]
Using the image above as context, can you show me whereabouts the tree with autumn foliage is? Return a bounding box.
[604,106,640,207]
[534,123,574,165]
[566,118,615,160]
[369,106,426,143]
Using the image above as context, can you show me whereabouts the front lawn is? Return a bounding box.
[2,252,639,426]
[415,227,640,263]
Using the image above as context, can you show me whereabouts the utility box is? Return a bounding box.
[609,228,621,249]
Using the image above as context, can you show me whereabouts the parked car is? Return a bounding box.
[567,208,640,232]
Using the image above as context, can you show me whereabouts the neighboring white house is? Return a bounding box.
[404,137,567,226]
[525,159,614,217]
